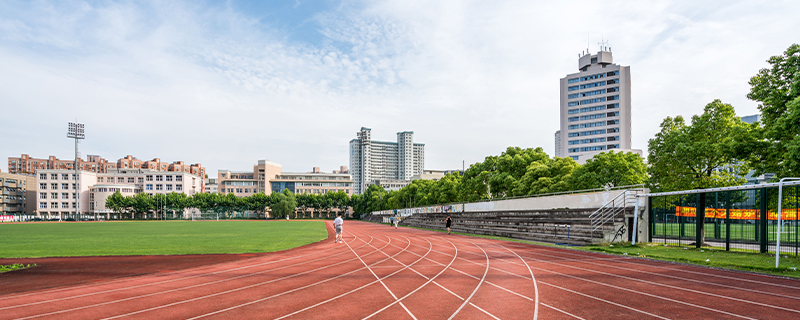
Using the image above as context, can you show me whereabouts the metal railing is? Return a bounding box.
[589,189,641,232]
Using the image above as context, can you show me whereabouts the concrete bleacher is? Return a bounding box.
[398,208,632,245]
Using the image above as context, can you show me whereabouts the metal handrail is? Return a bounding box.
[589,189,641,232]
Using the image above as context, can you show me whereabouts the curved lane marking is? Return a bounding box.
[447,241,489,320]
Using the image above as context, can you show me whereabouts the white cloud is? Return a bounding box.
[0,0,798,175]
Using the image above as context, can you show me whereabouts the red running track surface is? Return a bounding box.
[1,221,800,319]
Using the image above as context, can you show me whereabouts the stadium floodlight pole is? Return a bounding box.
[776,177,800,268]
[67,122,85,222]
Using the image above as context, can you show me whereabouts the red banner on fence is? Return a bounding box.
[674,206,798,220]
[0,215,14,222]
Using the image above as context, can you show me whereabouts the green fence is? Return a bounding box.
[648,185,800,255]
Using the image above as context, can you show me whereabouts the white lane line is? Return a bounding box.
[122,232,406,320]
[526,264,757,319]
[538,281,671,320]
[541,303,586,320]
[448,242,489,320]
[432,281,464,300]
[515,249,800,302]
[496,243,539,320]
[0,223,346,302]
[15,235,376,320]
[469,302,501,320]
[510,244,800,291]
[518,252,800,314]
[268,231,437,320]
[363,237,458,319]
[0,233,362,311]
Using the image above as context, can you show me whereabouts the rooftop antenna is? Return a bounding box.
[598,36,609,52]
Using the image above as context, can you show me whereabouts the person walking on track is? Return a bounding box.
[445,215,453,234]
[333,213,344,244]
[394,215,399,229]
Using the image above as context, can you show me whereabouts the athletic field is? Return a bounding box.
[0,220,327,258]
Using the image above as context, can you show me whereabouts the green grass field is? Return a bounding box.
[0,221,328,258]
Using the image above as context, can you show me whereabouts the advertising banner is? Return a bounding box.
[674,206,798,220]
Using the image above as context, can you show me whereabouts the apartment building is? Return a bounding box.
[8,154,205,182]
[349,127,425,194]
[557,48,642,164]
[0,172,36,215]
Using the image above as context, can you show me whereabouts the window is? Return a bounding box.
[607,119,620,125]
[579,97,607,105]
[236,188,242,193]
[568,93,580,99]
[138,177,144,183]
[607,103,619,109]
[40,183,47,189]
[580,88,606,97]
[51,192,58,199]
[607,144,620,149]
[62,174,69,180]
[98,177,104,183]
[62,193,69,199]
[165,175,172,181]
[607,136,620,141]
[607,127,619,133]
[146,175,153,181]
[40,173,46,180]
[156,175,163,181]
[580,112,606,121]
[567,85,579,91]
[568,132,579,137]
[40,202,47,209]
[166,184,172,191]
[568,116,579,122]
[72,202,76,209]
[568,101,579,107]
[580,80,606,89]
[40,193,46,199]
[117,177,124,183]
[606,78,618,84]
[62,202,69,209]
[156,184,163,191]
[128,177,134,183]
[606,95,619,101]
[607,111,619,117]
[568,148,580,153]
[72,183,76,189]
[72,174,76,180]
[51,202,57,208]
[607,87,617,93]
[176,176,183,182]
[570,156,579,160]
[72,193,76,199]
[176,185,183,191]
[607,70,619,76]
[568,109,580,114]
[146,184,153,191]
[580,73,605,82]
[580,146,606,152]
[62,183,69,190]
[567,78,579,84]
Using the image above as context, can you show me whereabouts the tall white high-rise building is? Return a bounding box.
[349,127,425,195]
[557,48,641,164]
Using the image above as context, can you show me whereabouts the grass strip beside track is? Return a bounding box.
[0,264,37,273]
[389,222,800,279]
[0,220,327,258]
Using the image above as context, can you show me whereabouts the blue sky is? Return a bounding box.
[1,0,799,175]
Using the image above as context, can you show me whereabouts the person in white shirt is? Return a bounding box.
[333,213,344,244]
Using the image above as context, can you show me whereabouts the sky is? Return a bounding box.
[1,0,799,175]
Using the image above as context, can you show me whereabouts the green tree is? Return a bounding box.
[647,99,750,244]
[513,156,578,195]
[270,189,297,219]
[131,192,154,219]
[567,151,647,190]
[745,43,800,178]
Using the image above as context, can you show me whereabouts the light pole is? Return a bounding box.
[67,122,85,221]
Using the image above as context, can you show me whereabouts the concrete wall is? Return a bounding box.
[464,189,626,212]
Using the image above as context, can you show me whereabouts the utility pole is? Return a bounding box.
[67,122,85,221]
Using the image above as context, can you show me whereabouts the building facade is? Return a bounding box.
[557,49,641,164]
[217,160,283,197]
[0,172,36,215]
[8,154,205,185]
[35,168,202,219]
[270,171,354,195]
[554,130,562,157]
[349,127,425,194]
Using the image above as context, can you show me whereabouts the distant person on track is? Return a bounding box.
[445,215,452,234]
[393,215,399,229]
[333,213,344,244]
[389,216,394,227]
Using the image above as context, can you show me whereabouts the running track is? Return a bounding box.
[2,221,800,319]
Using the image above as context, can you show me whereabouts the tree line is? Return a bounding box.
[105,189,350,220]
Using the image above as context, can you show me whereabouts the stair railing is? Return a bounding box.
[589,189,640,232]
